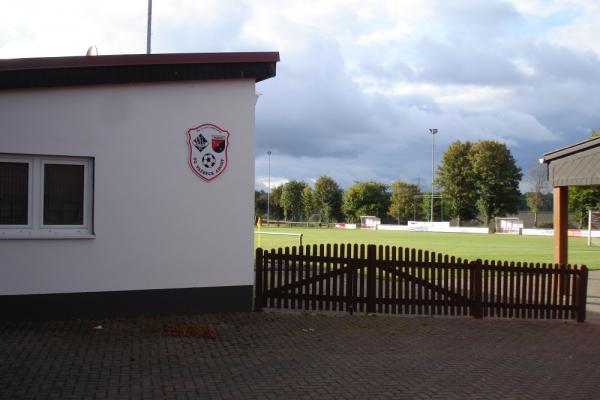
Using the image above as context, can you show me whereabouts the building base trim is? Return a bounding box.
[0,285,253,321]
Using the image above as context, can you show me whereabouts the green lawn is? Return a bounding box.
[254,227,600,269]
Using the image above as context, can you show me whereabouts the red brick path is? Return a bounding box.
[1,312,600,399]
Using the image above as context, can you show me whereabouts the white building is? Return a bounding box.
[0,52,279,320]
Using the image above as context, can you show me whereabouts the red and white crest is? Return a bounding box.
[187,123,230,181]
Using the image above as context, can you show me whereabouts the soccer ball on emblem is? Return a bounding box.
[202,153,217,168]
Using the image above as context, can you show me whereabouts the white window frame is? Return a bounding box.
[0,154,94,239]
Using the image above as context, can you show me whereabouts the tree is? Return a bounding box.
[435,141,478,226]
[269,185,284,220]
[255,190,268,218]
[469,140,523,226]
[279,180,308,221]
[591,128,600,138]
[525,162,551,227]
[342,181,390,223]
[568,186,600,228]
[301,186,315,224]
[313,176,343,223]
[388,180,422,224]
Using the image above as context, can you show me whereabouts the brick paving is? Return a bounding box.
[586,271,600,322]
[1,310,600,400]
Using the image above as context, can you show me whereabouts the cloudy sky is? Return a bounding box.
[2,0,600,191]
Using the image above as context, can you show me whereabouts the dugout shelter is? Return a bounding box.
[542,136,600,265]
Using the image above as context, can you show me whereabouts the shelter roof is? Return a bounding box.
[542,136,600,187]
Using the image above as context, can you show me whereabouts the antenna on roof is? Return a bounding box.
[146,0,152,54]
[86,46,98,56]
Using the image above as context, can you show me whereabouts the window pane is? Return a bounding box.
[0,162,29,225]
[43,164,84,225]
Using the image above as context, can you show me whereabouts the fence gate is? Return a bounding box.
[254,243,588,322]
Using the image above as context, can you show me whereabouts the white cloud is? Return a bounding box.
[511,58,536,76]
[1,0,599,189]
[506,0,600,56]
[549,12,600,55]
[507,0,571,17]
[355,78,514,112]
[255,176,288,191]
[0,0,147,58]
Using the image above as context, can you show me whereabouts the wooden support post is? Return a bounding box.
[577,266,588,323]
[553,186,568,265]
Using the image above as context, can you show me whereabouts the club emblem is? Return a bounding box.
[187,123,230,181]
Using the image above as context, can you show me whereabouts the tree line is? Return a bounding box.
[256,139,600,227]
[256,176,345,223]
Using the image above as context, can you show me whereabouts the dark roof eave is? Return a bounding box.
[542,136,600,163]
[0,52,279,90]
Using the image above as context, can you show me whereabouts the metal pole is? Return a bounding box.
[267,151,271,225]
[428,129,438,223]
[588,209,592,247]
[431,132,434,223]
[146,0,152,54]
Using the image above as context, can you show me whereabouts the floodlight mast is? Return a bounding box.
[146,0,152,54]
[428,128,438,224]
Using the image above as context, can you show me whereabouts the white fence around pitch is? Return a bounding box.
[377,223,489,234]
[521,229,600,237]
[521,229,554,236]
[255,231,303,246]
[334,223,357,230]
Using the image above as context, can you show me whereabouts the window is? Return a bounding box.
[0,161,29,225]
[0,155,93,238]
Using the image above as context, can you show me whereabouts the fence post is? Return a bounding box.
[577,265,588,323]
[559,264,568,296]
[346,258,355,314]
[367,244,377,314]
[254,248,264,312]
[470,259,483,319]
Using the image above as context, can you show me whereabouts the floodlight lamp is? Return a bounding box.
[429,128,438,135]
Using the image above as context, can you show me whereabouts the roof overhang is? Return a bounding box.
[0,52,280,90]
[542,136,600,163]
[542,136,600,187]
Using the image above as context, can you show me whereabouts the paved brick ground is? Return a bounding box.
[586,271,600,322]
[1,311,600,400]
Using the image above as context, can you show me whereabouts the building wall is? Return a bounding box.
[0,80,255,300]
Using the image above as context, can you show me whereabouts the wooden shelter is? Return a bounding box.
[542,136,600,264]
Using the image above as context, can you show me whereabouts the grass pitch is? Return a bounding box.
[254,226,599,270]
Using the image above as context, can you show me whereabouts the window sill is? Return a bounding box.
[0,232,95,240]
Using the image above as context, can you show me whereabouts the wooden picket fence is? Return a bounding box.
[254,243,589,322]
